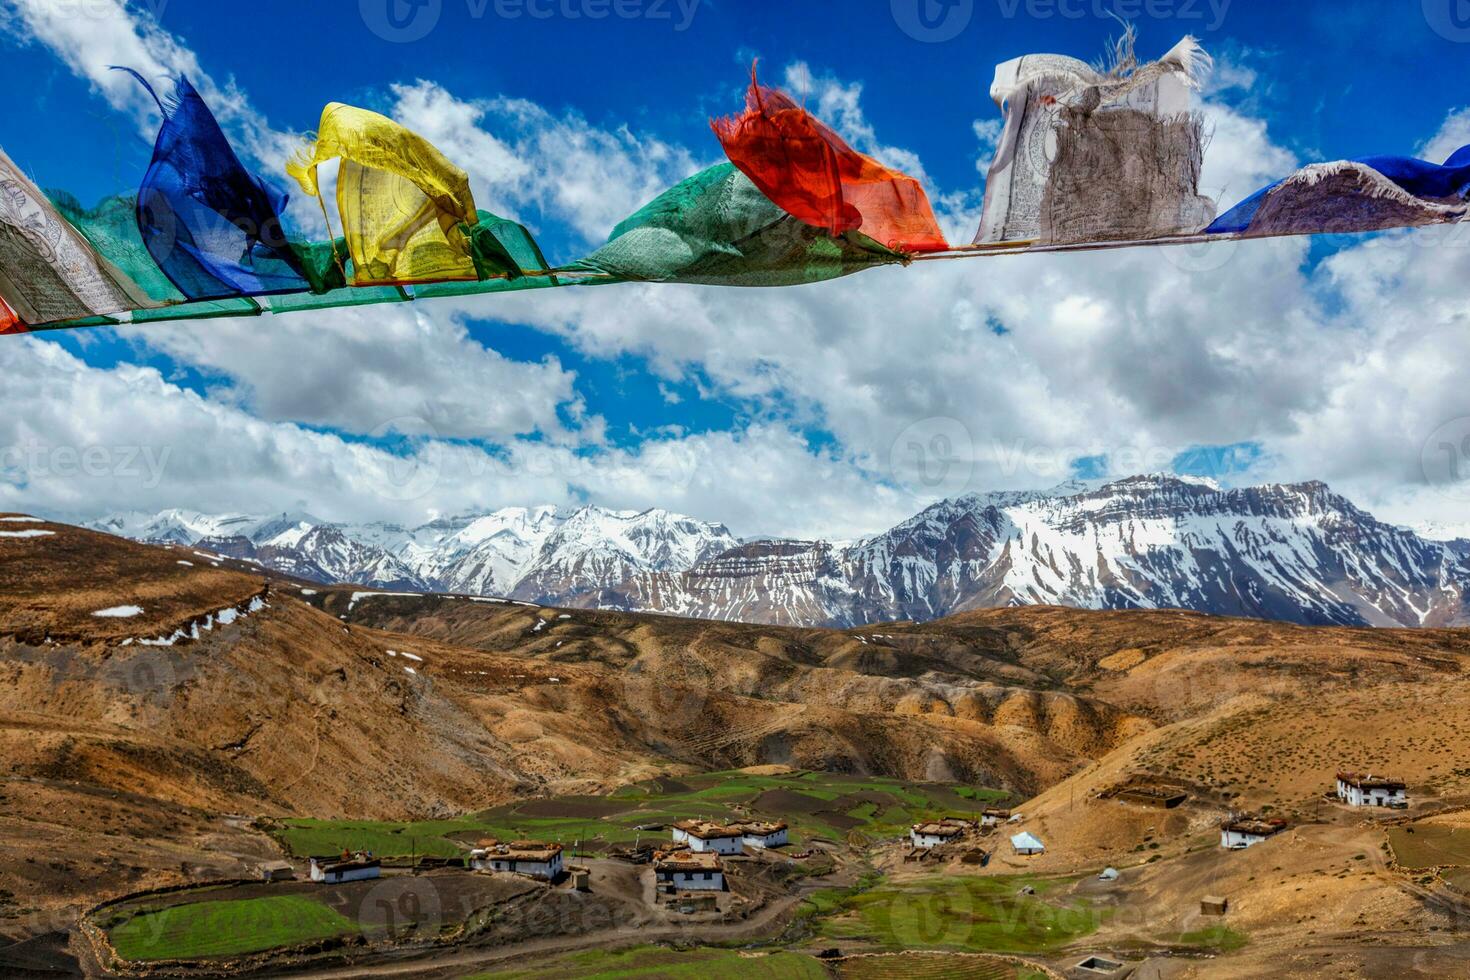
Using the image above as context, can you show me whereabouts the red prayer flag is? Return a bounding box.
[0,298,26,335]
[712,67,948,254]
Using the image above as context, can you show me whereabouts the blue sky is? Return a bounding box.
[2,0,1469,538]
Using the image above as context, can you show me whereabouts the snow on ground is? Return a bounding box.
[398,651,423,662]
[0,529,54,538]
[403,666,417,675]
[137,596,267,646]
[0,516,43,522]
[92,605,143,618]
[176,560,193,566]
[299,588,317,595]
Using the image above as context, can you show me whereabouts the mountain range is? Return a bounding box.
[88,474,1470,629]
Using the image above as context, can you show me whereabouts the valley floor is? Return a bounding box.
[3,518,1470,978]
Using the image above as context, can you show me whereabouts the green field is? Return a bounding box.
[273,769,1010,859]
[1170,925,1249,952]
[836,952,1048,979]
[812,874,1100,955]
[466,945,831,979]
[107,895,356,961]
[1388,822,1470,870]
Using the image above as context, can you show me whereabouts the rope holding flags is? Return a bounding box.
[1,28,1468,336]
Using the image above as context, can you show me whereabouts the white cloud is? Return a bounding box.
[4,8,1469,544]
[118,303,588,443]
[0,338,913,538]
[1419,106,1470,165]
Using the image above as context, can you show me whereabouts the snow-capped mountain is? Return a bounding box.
[90,504,738,607]
[596,476,1470,628]
[90,476,1470,629]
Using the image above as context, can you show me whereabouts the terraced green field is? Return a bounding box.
[812,874,1100,955]
[106,895,356,961]
[273,769,1010,859]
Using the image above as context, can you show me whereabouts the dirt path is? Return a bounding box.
[259,884,815,979]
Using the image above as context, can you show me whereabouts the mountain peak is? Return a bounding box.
[86,476,1470,629]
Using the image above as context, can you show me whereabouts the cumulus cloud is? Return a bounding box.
[0,338,913,538]
[118,304,588,443]
[4,4,1469,542]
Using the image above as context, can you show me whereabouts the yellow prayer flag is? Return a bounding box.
[288,103,479,286]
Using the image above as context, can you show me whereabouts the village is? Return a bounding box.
[72,760,1459,979]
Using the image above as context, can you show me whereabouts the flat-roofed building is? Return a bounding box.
[1220,817,1287,850]
[1336,772,1408,809]
[308,853,380,884]
[470,841,565,880]
[739,821,789,849]
[654,850,725,892]
[671,820,745,855]
[910,822,965,849]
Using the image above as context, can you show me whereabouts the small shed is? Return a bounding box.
[1010,831,1045,856]
[308,854,380,884]
[1098,867,1119,881]
[259,860,294,882]
[1201,895,1229,916]
[1066,955,1134,979]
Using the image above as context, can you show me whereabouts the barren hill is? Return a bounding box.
[5,515,1470,976]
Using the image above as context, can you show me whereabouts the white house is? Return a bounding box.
[1219,817,1287,850]
[308,853,380,884]
[654,850,725,892]
[980,808,1012,828]
[740,821,789,849]
[910,822,965,849]
[1336,772,1408,809]
[470,841,564,880]
[671,820,745,855]
[1010,831,1045,856]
